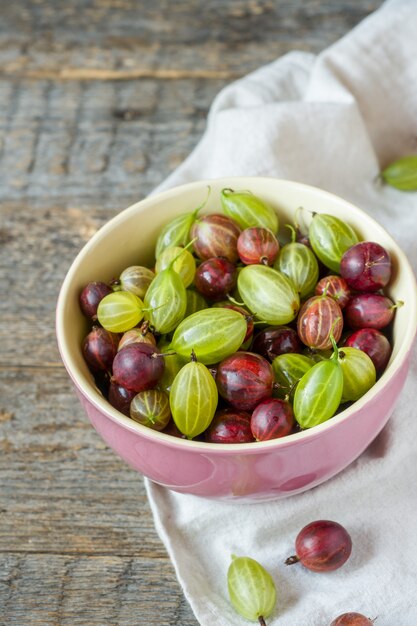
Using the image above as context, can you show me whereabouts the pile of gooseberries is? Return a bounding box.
[80,188,401,442]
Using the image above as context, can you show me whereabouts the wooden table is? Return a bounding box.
[0,2,383,623]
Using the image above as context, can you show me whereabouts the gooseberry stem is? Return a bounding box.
[285,223,297,244]
[226,294,245,307]
[258,617,267,626]
[167,237,198,269]
[322,280,330,298]
[285,555,300,566]
[140,321,151,335]
[192,185,211,218]
[390,300,404,310]
[329,317,341,361]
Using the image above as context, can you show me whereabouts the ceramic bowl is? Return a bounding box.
[56,177,417,501]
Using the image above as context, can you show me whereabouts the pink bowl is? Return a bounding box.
[56,178,417,501]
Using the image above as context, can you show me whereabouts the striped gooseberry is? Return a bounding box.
[190,213,241,263]
[315,275,350,309]
[144,257,187,334]
[275,226,319,298]
[297,294,343,350]
[130,389,171,430]
[293,335,343,429]
[337,347,376,402]
[119,265,155,299]
[227,555,276,625]
[155,245,196,287]
[216,352,274,411]
[170,308,247,365]
[170,355,218,439]
[308,213,360,273]
[221,188,278,232]
[238,265,300,325]
[97,291,145,333]
[237,227,280,265]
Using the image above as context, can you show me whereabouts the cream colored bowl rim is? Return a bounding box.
[56,177,417,453]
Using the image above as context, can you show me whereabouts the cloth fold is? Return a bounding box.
[147,2,417,624]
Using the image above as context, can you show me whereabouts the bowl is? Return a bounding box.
[56,177,417,502]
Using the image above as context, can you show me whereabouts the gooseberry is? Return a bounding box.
[345,294,401,330]
[227,555,276,624]
[79,281,112,320]
[344,328,391,376]
[237,227,280,265]
[216,352,274,411]
[340,241,391,292]
[112,343,165,392]
[191,213,241,263]
[330,613,374,625]
[285,520,352,572]
[82,326,119,371]
[251,398,294,441]
[315,275,350,309]
[205,409,254,443]
[194,257,238,301]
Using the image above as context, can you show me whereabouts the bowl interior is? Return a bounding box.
[57,177,417,448]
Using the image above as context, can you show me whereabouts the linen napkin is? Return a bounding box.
[145,1,417,624]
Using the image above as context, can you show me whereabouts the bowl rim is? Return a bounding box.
[56,176,417,453]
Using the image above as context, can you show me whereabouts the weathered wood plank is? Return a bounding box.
[0,200,142,367]
[0,554,198,625]
[0,1,382,79]
[0,366,170,557]
[0,78,219,200]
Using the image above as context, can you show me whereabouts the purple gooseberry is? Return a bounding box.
[340,241,391,292]
[216,352,274,411]
[112,343,165,392]
[205,409,254,443]
[286,520,352,572]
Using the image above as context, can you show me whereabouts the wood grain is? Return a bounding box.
[0,1,383,623]
[0,554,196,625]
[1,1,382,80]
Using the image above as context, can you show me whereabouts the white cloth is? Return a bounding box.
[146,2,417,624]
